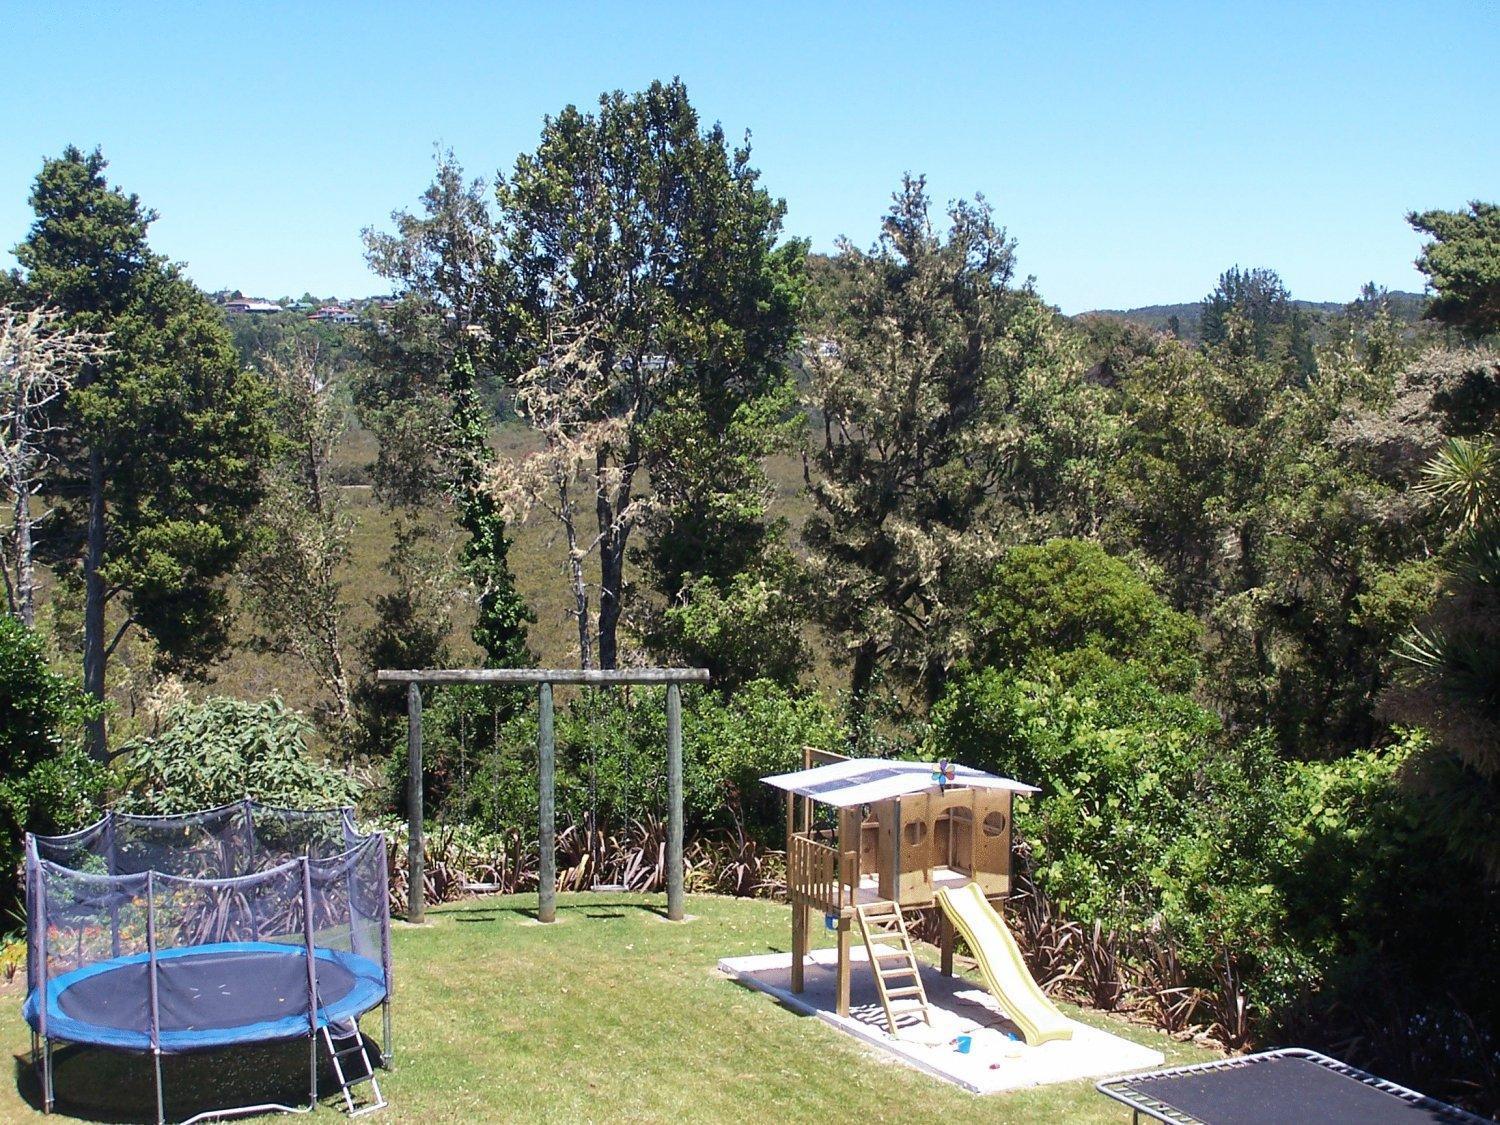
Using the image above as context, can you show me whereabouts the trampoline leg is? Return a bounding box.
[41,1036,53,1114]
[309,1032,319,1109]
[153,1048,165,1125]
[382,998,393,1067]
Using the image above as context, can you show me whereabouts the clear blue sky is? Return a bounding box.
[3,2,1496,313]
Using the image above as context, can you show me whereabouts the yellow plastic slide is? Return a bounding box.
[935,881,1073,1046]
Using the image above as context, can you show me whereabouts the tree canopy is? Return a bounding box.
[491,78,806,669]
[1409,201,1500,337]
[802,176,1094,714]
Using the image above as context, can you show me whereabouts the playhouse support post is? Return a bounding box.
[666,682,684,921]
[890,798,902,902]
[406,682,424,924]
[538,681,556,923]
[940,910,955,976]
[787,789,804,992]
[836,921,851,1016]
[791,897,806,993]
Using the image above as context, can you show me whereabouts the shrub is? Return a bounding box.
[930,660,1235,928]
[932,653,1500,1110]
[117,696,361,814]
[968,538,1200,690]
[929,658,1316,1024]
[0,617,103,916]
[647,552,811,693]
[684,679,843,836]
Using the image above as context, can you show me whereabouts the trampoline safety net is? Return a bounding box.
[24,800,392,1054]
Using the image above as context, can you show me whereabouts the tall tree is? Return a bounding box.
[1409,201,1500,337]
[803,176,1088,714]
[1105,297,1435,756]
[0,305,108,626]
[1200,265,1315,378]
[362,153,532,669]
[9,147,269,756]
[491,78,804,668]
[239,342,354,738]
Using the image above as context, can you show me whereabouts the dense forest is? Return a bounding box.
[3,82,1499,1110]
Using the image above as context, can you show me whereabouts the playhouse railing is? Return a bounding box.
[790,834,849,915]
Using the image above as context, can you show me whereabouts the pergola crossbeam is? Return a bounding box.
[377,668,710,685]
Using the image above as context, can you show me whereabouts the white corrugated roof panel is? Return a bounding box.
[762,757,1038,807]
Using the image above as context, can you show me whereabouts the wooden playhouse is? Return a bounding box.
[763,749,1039,1031]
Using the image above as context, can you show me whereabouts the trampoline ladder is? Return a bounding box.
[854,899,933,1037]
[322,1021,387,1117]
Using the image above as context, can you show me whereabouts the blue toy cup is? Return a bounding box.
[955,1034,972,1054]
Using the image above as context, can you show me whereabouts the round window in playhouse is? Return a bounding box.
[981,810,1008,838]
[903,820,928,846]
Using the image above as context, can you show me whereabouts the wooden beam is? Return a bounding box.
[666,683,684,921]
[537,681,556,924]
[377,668,710,685]
[406,682,424,924]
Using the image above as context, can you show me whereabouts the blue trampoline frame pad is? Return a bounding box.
[24,941,387,1053]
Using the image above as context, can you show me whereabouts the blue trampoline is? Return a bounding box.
[24,941,387,1053]
[23,801,394,1124]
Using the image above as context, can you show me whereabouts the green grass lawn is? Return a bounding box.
[3,893,1214,1123]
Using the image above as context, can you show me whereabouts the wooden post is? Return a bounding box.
[538,681,556,924]
[940,909,955,976]
[406,682,424,924]
[666,682,684,921]
[786,789,801,991]
[890,797,902,904]
[791,891,806,993]
[836,920,851,1016]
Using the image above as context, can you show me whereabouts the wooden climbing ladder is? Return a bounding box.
[853,900,933,1036]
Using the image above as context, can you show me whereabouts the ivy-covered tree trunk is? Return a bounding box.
[12,484,34,628]
[449,352,531,669]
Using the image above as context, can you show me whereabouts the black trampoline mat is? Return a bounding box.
[58,948,356,1033]
[1120,1055,1470,1124]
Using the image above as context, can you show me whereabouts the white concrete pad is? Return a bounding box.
[719,946,1163,1095]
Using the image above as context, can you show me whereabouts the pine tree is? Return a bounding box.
[10,147,270,756]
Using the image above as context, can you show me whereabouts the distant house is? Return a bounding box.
[223,298,283,314]
[308,305,359,324]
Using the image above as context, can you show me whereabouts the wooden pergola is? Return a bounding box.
[377,667,710,925]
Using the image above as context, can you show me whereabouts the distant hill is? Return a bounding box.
[1078,291,1429,342]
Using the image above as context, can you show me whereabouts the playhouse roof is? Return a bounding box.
[761,757,1039,808]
